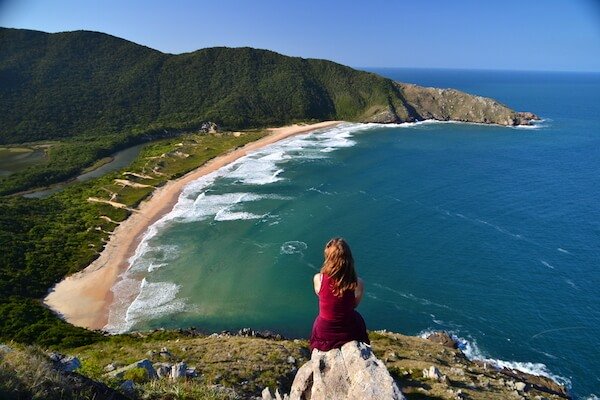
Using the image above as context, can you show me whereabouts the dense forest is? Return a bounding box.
[0,27,408,145]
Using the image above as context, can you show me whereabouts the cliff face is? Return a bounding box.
[363,82,540,126]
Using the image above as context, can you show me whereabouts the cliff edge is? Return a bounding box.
[1,329,570,400]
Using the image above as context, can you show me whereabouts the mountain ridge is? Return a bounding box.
[0,27,538,145]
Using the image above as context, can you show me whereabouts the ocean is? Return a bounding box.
[106,69,600,398]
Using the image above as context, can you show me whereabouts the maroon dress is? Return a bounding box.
[309,273,370,351]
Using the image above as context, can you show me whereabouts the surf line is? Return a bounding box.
[530,326,585,340]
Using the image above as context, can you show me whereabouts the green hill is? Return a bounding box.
[0,28,405,144]
[0,27,538,145]
[0,27,538,194]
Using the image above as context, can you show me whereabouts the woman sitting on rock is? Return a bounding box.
[310,237,370,351]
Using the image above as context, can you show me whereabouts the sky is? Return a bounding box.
[1,0,600,72]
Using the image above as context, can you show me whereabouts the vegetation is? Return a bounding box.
[0,131,264,348]
[0,27,413,193]
[1,331,567,400]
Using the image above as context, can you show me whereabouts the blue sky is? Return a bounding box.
[1,0,599,72]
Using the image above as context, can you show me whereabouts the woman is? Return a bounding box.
[310,237,370,351]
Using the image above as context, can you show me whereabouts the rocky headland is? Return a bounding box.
[365,82,540,126]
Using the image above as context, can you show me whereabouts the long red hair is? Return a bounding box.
[320,237,357,297]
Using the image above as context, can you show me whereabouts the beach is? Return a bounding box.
[43,120,342,330]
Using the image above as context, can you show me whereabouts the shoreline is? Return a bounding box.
[43,120,343,331]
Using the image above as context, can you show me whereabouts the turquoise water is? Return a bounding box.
[108,69,600,398]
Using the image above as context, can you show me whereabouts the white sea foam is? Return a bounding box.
[280,241,308,255]
[104,276,142,333]
[557,247,571,254]
[565,279,579,290]
[116,278,186,333]
[106,123,371,331]
[540,260,555,270]
[447,333,571,389]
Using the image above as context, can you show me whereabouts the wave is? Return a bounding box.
[373,283,452,311]
[557,247,571,254]
[418,331,571,389]
[280,241,308,255]
[105,123,375,332]
[107,278,187,333]
[540,260,555,269]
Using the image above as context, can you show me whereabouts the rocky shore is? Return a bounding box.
[364,82,540,126]
[1,329,570,400]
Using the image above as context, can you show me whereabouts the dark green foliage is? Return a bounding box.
[0,27,410,193]
[0,298,102,348]
[0,27,404,144]
[0,28,165,143]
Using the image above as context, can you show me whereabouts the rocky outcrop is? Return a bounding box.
[106,358,158,380]
[397,82,540,126]
[425,331,458,349]
[263,340,405,400]
[364,82,540,126]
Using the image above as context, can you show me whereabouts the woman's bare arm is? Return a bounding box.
[354,277,365,307]
[313,273,322,296]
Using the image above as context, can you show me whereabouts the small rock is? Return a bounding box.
[515,381,527,392]
[426,331,458,348]
[171,361,187,379]
[120,380,135,394]
[287,356,296,365]
[155,363,171,379]
[423,365,442,380]
[103,363,116,373]
[59,356,81,372]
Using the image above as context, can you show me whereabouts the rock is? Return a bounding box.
[425,331,458,349]
[515,381,527,392]
[186,367,198,378]
[271,340,404,400]
[0,344,12,353]
[423,365,443,381]
[107,359,158,380]
[499,367,568,397]
[154,363,171,379]
[48,353,81,372]
[287,356,296,365]
[171,361,187,379]
[103,363,116,373]
[120,380,135,394]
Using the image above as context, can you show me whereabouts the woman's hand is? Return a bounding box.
[354,277,365,307]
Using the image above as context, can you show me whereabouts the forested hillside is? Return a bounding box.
[0,28,406,144]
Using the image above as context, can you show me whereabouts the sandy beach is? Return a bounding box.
[44,120,342,330]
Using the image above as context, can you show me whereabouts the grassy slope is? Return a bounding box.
[1,331,568,400]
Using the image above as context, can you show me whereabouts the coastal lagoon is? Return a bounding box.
[107,70,600,398]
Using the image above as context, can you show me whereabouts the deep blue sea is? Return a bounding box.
[109,69,600,398]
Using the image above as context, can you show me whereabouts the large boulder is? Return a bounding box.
[264,340,404,400]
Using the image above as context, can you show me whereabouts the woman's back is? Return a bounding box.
[318,273,356,321]
[310,238,369,351]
